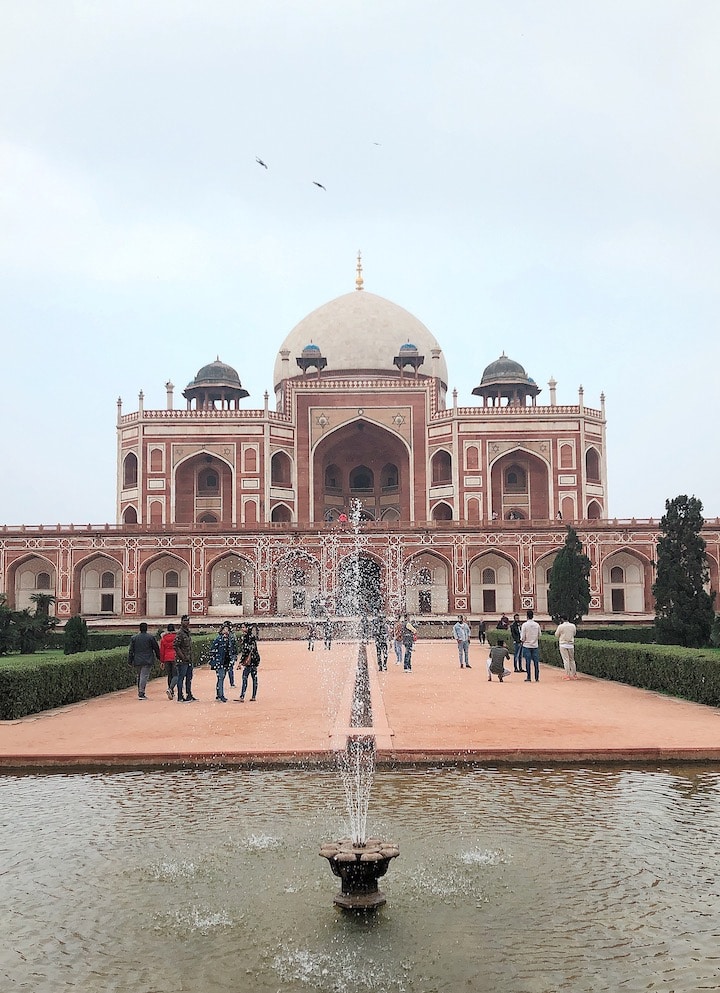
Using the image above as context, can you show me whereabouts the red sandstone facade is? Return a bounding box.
[2,274,718,624]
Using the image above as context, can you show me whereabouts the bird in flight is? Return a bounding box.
[256,157,268,169]
[313,181,326,190]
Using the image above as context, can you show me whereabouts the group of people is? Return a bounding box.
[127,617,261,703]
[452,610,578,682]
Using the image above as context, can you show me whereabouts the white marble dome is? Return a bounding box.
[273,290,448,389]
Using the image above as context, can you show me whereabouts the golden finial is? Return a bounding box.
[355,250,364,291]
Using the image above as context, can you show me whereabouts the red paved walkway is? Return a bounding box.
[1,639,719,767]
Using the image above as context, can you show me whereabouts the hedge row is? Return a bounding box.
[487,630,720,707]
[0,636,214,720]
[573,626,656,644]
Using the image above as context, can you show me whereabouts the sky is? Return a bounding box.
[1,0,719,525]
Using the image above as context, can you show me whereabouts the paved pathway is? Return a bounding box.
[1,640,719,767]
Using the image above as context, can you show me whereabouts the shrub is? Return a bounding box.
[64,615,89,655]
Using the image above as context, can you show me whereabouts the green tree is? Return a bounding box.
[64,615,89,655]
[547,526,592,624]
[30,593,56,618]
[653,495,716,647]
[0,595,14,655]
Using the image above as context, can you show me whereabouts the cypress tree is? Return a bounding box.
[64,615,89,655]
[653,494,715,647]
[547,526,591,624]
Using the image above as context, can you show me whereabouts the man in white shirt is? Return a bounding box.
[554,616,577,679]
[452,615,472,668]
[520,609,541,682]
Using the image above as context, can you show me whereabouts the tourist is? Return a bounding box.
[393,615,404,665]
[477,619,487,644]
[237,623,260,702]
[520,609,541,682]
[402,614,416,671]
[486,638,511,682]
[307,621,316,651]
[171,614,196,701]
[509,613,523,672]
[128,622,160,700]
[208,622,235,702]
[555,615,578,679]
[373,612,388,671]
[225,621,237,690]
[323,617,333,650]
[497,614,509,630]
[159,623,177,698]
[452,614,471,668]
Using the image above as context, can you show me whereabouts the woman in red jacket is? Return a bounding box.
[159,623,177,698]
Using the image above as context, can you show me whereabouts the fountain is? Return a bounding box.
[319,501,400,910]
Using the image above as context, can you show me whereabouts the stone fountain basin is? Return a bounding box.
[320,838,400,910]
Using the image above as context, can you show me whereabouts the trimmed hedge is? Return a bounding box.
[486,629,720,707]
[573,626,656,644]
[0,636,214,720]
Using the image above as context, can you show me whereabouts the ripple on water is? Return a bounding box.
[273,946,411,993]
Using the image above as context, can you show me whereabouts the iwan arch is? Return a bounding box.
[2,260,719,624]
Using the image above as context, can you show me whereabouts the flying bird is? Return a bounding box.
[313,181,326,190]
[256,157,268,169]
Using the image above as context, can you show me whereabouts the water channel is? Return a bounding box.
[2,764,719,992]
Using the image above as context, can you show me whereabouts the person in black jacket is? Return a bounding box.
[128,622,160,700]
[237,623,260,702]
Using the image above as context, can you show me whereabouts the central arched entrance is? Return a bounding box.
[336,555,383,615]
[313,420,410,523]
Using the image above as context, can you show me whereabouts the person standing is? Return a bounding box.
[402,614,416,671]
[208,623,234,702]
[373,612,388,671]
[225,621,238,690]
[509,613,523,672]
[555,615,578,679]
[159,623,177,698]
[237,623,260,702]
[452,615,472,668]
[477,619,487,645]
[307,621,316,651]
[486,638,512,682]
[323,617,333,650]
[171,614,196,702]
[128,622,160,700]
[393,616,404,665]
[520,609,542,683]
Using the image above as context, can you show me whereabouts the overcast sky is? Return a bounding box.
[2,0,718,525]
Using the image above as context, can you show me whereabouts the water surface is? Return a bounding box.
[2,765,719,992]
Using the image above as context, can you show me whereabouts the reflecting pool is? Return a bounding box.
[2,765,720,992]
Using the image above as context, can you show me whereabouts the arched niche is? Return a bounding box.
[209,554,255,616]
[275,552,321,615]
[534,553,558,614]
[312,419,409,524]
[143,555,190,618]
[271,451,293,488]
[122,452,138,488]
[470,552,515,615]
[79,555,122,615]
[601,551,649,613]
[271,503,292,523]
[490,449,549,521]
[586,447,601,483]
[431,501,453,521]
[404,552,449,615]
[174,452,233,525]
[12,556,57,612]
[431,449,452,485]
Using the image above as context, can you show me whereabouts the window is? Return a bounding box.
[325,464,341,490]
[166,571,179,588]
[36,572,51,590]
[350,465,374,491]
[229,570,243,586]
[100,593,114,612]
[123,453,138,488]
[418,568,432,585]
[101,571,115,589]
[431,451,452,485]
[586,448,601,482]
[482,568,496,584]
[271,452,292,487]
[505,464,527,492]
[198,469,219,493]
[610,566,624,583]
[292,568,307,586]
[380,463,399,491]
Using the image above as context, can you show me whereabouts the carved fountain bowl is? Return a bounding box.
[319,837,400,910]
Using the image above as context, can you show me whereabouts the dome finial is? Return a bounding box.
[355,250,364,291]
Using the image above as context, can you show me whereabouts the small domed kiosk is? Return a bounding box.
[183,358,249,410]
[472,353,541,407]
